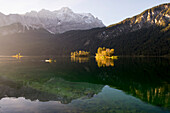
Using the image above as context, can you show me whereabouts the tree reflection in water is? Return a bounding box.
[95,57,116,67]
[71,57,89,63]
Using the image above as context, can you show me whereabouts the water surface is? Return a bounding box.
[0,57,169,113]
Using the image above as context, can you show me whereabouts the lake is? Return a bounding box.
[0,56,169,113]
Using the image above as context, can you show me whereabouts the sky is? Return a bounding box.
[0,0,169,25]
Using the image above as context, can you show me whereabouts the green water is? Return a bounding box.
[0,57,169,113]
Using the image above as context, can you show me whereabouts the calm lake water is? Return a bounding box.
[0,56,169,113]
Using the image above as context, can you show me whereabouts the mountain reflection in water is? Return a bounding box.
[0,57,169,113]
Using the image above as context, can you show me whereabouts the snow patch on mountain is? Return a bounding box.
[0,7,105,34]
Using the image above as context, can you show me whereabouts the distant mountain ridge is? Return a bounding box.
[0,3,169,56]
[0,7,104,35]
[55,3,170,56]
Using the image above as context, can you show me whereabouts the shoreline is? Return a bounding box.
[0,55,170,58]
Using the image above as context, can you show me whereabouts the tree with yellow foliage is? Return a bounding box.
[71,50,90,57]
[95,47,118,59]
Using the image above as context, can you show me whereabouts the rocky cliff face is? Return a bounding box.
[0,7,105,35]
[99,3,170,40]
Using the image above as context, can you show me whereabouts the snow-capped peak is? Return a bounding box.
[58,7,73,13]
[0,7,105,34]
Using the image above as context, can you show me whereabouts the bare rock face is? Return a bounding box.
[0,7,105,35]
[100,3,170,39]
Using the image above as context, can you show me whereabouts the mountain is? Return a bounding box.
[0,3,169,56]
[0,7,104,35]
[55,3,170,56]
[106,3,170,37]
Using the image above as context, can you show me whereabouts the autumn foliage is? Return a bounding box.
[71,51,90,57]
